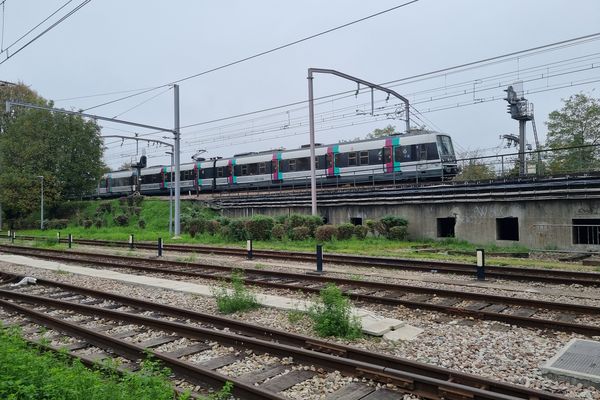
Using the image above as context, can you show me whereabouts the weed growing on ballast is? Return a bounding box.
[212,270,260,314]
[309,284,362,339]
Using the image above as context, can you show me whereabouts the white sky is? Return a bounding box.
[3,0,600,169]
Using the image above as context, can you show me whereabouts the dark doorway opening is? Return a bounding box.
[496,217,519,241]
[437,217,456,238]
[350,217,363,226]
[572,219,600,245]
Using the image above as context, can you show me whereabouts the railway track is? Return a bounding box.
[1,245,600,336]
[0,272,568,400]
[6,235,600,286]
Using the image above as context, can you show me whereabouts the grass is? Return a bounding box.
[9,198,589,271]
[0,325,237,400]
[309,284,362,339]
[212,270,260,314]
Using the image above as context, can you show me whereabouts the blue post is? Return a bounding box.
[316,244,323,273]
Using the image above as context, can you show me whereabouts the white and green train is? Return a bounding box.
[97,132,457,196]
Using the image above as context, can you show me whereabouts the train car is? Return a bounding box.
[98,132,457,196]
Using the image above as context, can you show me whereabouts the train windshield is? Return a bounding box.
[437,135,455,161]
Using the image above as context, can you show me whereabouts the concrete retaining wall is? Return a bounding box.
[222,199,600,250]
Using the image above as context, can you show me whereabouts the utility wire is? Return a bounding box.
[112,86,172,118]
[0,0,91,65]
[83,1,420,111]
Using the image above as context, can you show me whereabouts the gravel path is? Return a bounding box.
[1,260,599,398]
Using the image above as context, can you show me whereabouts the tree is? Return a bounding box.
[365,124,396,139]
[0,83,106,223]
[453,162,496,181]
[545,93,600,174]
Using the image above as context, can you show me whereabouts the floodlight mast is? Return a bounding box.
[307,68,411,216]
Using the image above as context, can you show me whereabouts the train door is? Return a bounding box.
[227,159,236,185]
[271,152,282,183]
[194,163,200,192]
[384,137,401,173]
[326,145,339,177]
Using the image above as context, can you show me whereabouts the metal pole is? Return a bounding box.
[308,70,317,216]
[39,176,44,230]
[167,152,174,235]
[68,233,72,248]
[519,120,526,176]
[173,84,181,236]
[316,244,323,273]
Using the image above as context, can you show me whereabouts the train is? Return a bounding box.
[97,132,458,196]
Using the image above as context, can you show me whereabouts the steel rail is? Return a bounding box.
[0,288,567,400]
[1,246,600,335]
[6,236,600,285]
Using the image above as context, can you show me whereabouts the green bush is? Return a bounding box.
[388,225,408,240]
[245,215,275,241]
[94,219,103,228]
[82,219,93,229]
[271,224,286,240]
[206,220,221,235]
[96,202,112,214]
[309,284,362,339]
[274,215,288,226]
[187,219,207,236]
[354,225,368,240]
[290,226,310,241]
[127,194,144,207]
[227,219,248,241]
[212,271,260,314]
[315,225,337,242]
[304,215,324,236]
[336,223,355,240]
[113,214,129,226]
[219,226,231,238]
[217,216,230,226]
[138,219,146,229]
[377,215,408,238]
[287,214,306,230]
[365,219,378,236]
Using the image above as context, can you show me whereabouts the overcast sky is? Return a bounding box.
[3,0,600,169]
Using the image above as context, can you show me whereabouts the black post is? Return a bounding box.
[11,231,15,244]
[68,234,72,249]
[247,239,253,260]
[476,248,485,281]
[316,244,323,273]
[158,237,163,257]
[129,234,134,250]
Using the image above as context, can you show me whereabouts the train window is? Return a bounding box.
[240,164,248,176]
[296,157,310,171]
[370,149,383,165]
[217,167,224,178]
[259,162,267,174]
[395,145,414,162]
[348,152,357,166]
[426,143,440,160]
[359,151,369,165]
[418,145,427,161]
[335,153,344,167]
[288,159,296,172]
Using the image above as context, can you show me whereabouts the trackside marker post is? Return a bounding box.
[476,248,485,281]
[129,234,134,250]
[247,240,253,260]
[158,238,163,257]
[316,244,323,273]
[68,234,72,249]
[57,232,60,244]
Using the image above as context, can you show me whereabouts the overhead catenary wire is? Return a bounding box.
[81,1,421,111]
[0,0,91,66]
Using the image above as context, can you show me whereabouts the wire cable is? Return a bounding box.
[0,0,91,65]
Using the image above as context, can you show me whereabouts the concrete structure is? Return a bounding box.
[542,338,600,389]
[215,178,600,251]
